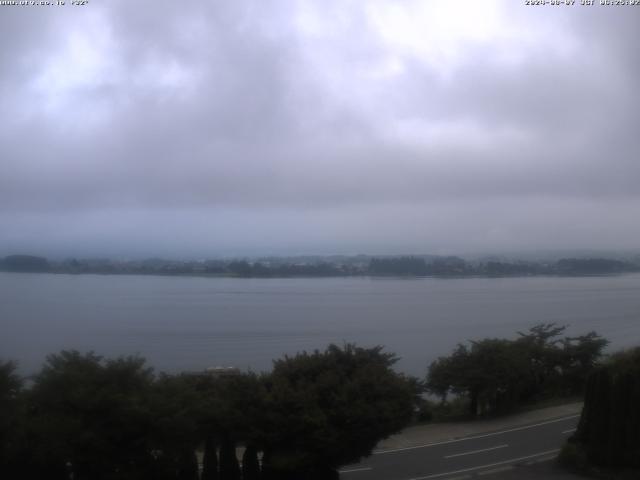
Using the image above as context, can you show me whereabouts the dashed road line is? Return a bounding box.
[407,449,561,480]
[478,465,514,476]
[444,444,509,459]
[524,455,559,465]
[339,466,373,474]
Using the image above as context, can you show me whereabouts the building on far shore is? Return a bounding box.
[204,366,241,378]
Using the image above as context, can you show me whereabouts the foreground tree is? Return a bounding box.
[192,371,266,480]
[427,340,530,415]
[219,439,241,480]
[569,347,640,469]
[201,435,219,480]
[0,361,23,478]
[3,344,415,479]
[24,351,156,480]
[427,324,608,416]
[559,332,609,394]
[148,374,203,480]
[242,445,261,480]
[261,344,415,479]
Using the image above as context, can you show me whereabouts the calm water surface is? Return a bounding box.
[1,272,639,376]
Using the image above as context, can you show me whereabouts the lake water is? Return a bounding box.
[1,272,639,377]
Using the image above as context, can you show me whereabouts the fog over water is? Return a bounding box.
[3,272,639,377]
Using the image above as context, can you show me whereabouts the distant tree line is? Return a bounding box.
[368,256,638,277]
[2,254,639,278]
[0,344,417,480]
[224,261,349,277]
[368,256,470,276]
[425,324,608,416]
[1,255,50,272]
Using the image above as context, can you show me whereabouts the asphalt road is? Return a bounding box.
[339,415,580,480]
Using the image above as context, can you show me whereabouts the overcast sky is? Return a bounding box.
[1,0,639,258]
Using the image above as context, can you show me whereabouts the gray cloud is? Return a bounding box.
[1,0,639,256]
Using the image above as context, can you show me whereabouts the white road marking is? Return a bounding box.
[478,465,513,475]
[375,415,579,455]
[339,466,373,474]
[444,444,508,459]
[524,455,558,466]
[562,428,576,434]
[408,449,560,480]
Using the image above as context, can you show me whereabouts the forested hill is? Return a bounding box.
[1,254,639,278]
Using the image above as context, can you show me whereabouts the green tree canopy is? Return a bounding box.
[1,344,420,479]
[25,351,156,480]
[0,361,23,478]
[261,344,415,479]
[427,324,608,416]
[572,347,640,469]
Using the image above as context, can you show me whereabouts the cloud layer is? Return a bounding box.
[1,0,639,256]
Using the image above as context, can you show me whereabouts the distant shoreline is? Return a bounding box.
[2,269,639,281]
[2,253,639,279]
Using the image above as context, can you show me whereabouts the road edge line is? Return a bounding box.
[408,449,561,480]
[374,415,579,455]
